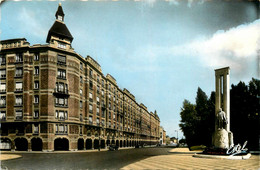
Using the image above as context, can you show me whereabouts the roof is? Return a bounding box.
[55,3,65,18]
[46,21,73,43]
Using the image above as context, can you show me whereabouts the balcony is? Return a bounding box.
[0,104,6,108]
[53,88,69,97]
[15,103,23,107]
[0,89,6,94]
[57,61,66,66]
[0,75,6,79]
[15,74,23,78]
[15,116,23,120]
[0,117,6,121]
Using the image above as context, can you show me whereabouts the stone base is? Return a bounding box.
[193,153,251,160]
[213,129,233,149]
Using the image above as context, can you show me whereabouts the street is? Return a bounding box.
[1,147,259,170]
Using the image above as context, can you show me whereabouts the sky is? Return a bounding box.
[1,0,259,138]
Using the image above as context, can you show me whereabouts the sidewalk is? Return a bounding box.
[122,148,260,170]
[0,154,21,161]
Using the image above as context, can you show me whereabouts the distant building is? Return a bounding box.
[0,3,160,151]
[159,126,166,145]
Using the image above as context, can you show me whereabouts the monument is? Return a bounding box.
[194,67,251,159]
[212,67,233,149]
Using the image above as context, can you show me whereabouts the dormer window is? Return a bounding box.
[58,15,63,21]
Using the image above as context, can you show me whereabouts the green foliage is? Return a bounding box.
[179,78,260,150]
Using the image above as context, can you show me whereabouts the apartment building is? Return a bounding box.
[0,3,160,151]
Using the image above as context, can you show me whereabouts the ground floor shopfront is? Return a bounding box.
[0,123,159,151]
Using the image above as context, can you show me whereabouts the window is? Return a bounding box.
[33,124,39,134]
[56,124,68,134]
[80,76,83,83]
[55,82,68,93]
[109,93,111,99]
[97,75,100,83]
[109,103,111,110]
[57,55,66,65]
[113,96,115,102]
[58,15,63,21]
[0,96,6,106]
[109,112,111,119]
[15,95,22,106]
[113,113,116,120]
[80,89,83,96]
[102,119,105,126]
[34,95,39,104]
[16,53,23,62]
[34,81,39,89]
[80,101,83,108]
[57,69,66,79]
[15,68,23,77]
[80,113,83,122]
[34,53,39,61]
[58,43,66,49]
[79,126,82,135]
[113,105,116,112]
[97,96,100,103]
[15,82,23,91]
[102,110,105,118]
[80,62,83,70]
[96,118,100,125]
[0,83,6,92]
[34,110,39,118]
[55,110,68,120]
[89,116,93,124]
[55,97,68,107]
[15,110,23,120]
[0,70,6,78]
[89,92,92,100]
[108,84,111,90]
[34,66,39,75]
[97,107,100,115]
[89,69,93,78]
[89,80,93,89]
[97,85,100,94]
[101,89,104,96]
[0,111,6,120]
[89,104,93,113]
[0,55,6,65]
[108,121,111,128]
[101,79,104,87]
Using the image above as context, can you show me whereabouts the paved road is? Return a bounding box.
[1,148,259,170]
[1,148,171,170]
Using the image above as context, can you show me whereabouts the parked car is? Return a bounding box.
[109,144,119,151]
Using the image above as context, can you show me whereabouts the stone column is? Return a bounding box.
[214,67,232,149]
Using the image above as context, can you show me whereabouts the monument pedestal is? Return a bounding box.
[212,129,233,149]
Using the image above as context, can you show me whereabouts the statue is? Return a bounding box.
[217,108,228,130]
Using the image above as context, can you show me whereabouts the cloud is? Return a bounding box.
[171,19,260,77]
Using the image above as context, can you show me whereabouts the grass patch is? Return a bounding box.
[190,145,206,151]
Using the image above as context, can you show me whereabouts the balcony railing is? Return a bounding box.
[15,103,23,106]
[0,89,6,93]
[0,75,6,79]
[15,74,23,78]
[0,104,6,107]
[16,116,23,120]
[53,88,69,97]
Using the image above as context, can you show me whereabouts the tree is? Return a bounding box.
[179,99,199,148]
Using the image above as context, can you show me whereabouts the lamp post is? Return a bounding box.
[175,130,178,144]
